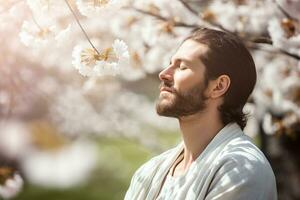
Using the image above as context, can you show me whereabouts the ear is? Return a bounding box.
[208,75,231,99]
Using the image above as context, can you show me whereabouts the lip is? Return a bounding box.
[160,87,173,93]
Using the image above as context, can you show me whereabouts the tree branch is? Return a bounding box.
[132,5,300,61]
[64,0,100,54]
[247,36,273,45]
[273,0,299,22]
[132,7,198,28]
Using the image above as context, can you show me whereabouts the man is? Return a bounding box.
[124,28,277,200]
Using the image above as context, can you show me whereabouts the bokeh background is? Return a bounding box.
[0,0,300,199]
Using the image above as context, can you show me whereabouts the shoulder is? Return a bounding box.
[210,134,276,193]
[220,134,271,168]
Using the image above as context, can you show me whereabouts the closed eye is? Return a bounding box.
[179,65,188,70]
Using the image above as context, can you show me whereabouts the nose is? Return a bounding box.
[159,66,173,82]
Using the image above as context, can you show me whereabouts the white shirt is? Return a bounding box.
[124,123,277,200]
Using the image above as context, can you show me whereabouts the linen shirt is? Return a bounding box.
[124,123,277,200]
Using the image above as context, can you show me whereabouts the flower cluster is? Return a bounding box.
[268,18,300,57]
[72,39,129,77]
[0,168,23,199]
[76,0,122,17]
[253,55,300,135]
[20,20,71,48]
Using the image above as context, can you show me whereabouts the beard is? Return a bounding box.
[156,81,208,118]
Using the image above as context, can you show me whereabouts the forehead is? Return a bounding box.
[172,39,208,63]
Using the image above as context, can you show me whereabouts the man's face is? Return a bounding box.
[156,39,209,118]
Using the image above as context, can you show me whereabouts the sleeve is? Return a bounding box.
[203,159,277,200]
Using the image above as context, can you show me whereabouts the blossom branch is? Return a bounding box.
[177,0,299,60]
[176,0,279,45]
[133,6,268,45]
[133,4,299,61]
[64,0,100,55]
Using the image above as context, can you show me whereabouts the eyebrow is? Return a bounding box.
[170,57,193,65]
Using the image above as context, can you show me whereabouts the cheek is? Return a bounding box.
[173,72,199,92]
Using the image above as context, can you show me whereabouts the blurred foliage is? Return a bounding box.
[12,136,171,200]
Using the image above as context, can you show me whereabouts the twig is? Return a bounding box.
[177,0,231,33]
[132,7,198,28]
[247,36,273,45]
[279,49,300,60]
[247,43,300,60]
[273,0,298,21]
[30,11,44,31]
[178,0,198,16]
[64,0,100,54]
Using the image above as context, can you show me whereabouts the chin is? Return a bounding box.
[156,109,179,118]
[156,102,177,117]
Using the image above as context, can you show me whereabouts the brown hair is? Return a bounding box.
[185,28,257,130]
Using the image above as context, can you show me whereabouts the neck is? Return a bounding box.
[177,108,224,172]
